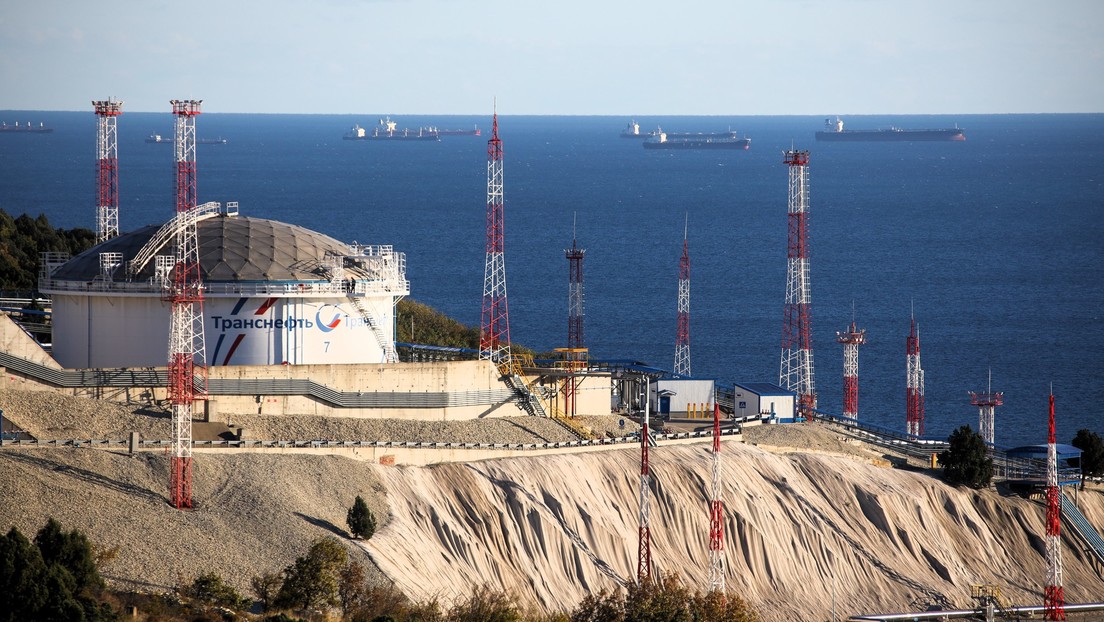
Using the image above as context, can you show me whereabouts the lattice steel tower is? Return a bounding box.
[1044,391,1065,620]
[836,316,866,419]
[969,371,1003,447]
[480,107,511,364]
[779,150,816,417]
[166,99,207,509]
[637,388,653,584]
[566,214,585,350]
[708,403,726,592]
[674,216,691,377]
[93,98,123,243]
[905,313,924,437]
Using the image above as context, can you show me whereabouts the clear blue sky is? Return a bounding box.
[2,0,1101,115]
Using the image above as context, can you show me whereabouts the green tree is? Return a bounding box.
[0,527,49,622]
[939,425,994,488]
[0,520,117,622]
[275,537,349,611]
[347,495,378,539]
[1072,429,1104,477]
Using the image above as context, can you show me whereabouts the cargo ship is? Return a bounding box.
[815,117,965,142]
[0,121,53,133]
[643,129,751,150]
[343,118,440,141]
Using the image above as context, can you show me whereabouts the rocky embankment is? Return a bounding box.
[1,387,1102,621]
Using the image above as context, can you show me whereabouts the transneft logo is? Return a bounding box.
[315,304,344,333]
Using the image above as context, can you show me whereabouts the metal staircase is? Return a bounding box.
[497,354,547,418]
[346,294,397,363]
[1061,490,1104,571]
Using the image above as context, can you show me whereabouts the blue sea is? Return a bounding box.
[1,111,1101,448]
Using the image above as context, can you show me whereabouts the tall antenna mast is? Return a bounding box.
[92,98,123,243]
[637,385,652,584]
[906,310,924,437]
[564,213,586,418]
[1044,390,1065,620]
[707,403,725,592]
[479,102,511,365]
[780,150,816,417]
[566,212,585,350]
[969,369,1003,447]
[166,99,207,510]
[674,214,691,377]
[835,309,866,419]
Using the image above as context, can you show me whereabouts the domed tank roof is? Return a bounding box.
[52,215,364,282]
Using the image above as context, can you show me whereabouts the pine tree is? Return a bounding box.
[939,425,993,488]
[347,495,377,539]
[1072,429,1104,477]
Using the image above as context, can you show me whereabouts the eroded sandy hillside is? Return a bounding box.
[364,442,1104,620]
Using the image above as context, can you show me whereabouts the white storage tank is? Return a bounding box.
[41,205,409,369]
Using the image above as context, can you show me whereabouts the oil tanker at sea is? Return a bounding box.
[815,117,965,142]
[643,129,750,150]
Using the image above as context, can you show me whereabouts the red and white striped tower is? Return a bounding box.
[906,312,924,437]
[166,99,207,510]
[1044,391,1065,620]
[969,371,1003,447]
[708,403,725,592]
[637,391,652,584]
[480,106,511,365]
[92,98,123,243]
[780,150,817,417]
[836,316,866,419]
[674,216,691,377]
[564,215,585,417]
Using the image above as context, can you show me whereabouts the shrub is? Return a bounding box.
[347,496,378,539]
[252,571,283,612]
[275,537,348,611]
[446,584,522,622]
[939,425,993,488]
[188,571,251,611]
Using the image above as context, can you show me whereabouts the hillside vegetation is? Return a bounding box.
[0,208,96,292]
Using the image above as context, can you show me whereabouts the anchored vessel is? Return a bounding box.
[815,117,965,142]
[344,118,441,141]
[0,121,53,133]
[643,129,751,150]
[145,135,227,144]
[620,119,659,139]
[433,126,481,136]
